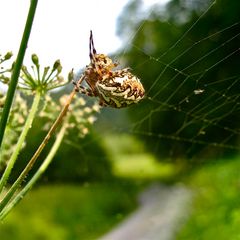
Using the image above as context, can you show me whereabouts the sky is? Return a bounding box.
[0,0,168,76]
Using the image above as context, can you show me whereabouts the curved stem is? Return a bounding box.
[0,91,41,192]
[0,121,67,220]
[0,88,76,213]
[0,0,38,150]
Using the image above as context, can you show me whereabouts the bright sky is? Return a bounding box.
[0,0,168,75]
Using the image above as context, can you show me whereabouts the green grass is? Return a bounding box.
[0,133,176,240]
[113,154,175,179]
[177,158,240,240]
[103,134,176,179]
[5,133,240,240]
[0,182,138,240]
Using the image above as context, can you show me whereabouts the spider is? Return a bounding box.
[73,31,145,108]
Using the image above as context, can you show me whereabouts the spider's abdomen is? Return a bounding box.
[96,69,145,108]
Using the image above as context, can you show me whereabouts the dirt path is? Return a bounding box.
[99,183,192,240]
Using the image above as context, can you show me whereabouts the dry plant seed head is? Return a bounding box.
[74,31,145,108]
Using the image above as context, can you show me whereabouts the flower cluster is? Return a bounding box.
[40,94,100,139]
[19,54,73,94]
[0,92,28,169]
[0,52,13,84]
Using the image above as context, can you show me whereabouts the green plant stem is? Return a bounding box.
[0,88,76,213]
[0,122,67,220]
[0,91,41,192]
[0,0,38,150]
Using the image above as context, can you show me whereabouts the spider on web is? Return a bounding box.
[73,31,145,108]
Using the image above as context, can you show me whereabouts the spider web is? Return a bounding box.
[97,0,240,160]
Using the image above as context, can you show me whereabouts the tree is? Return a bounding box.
[117,0,240,161]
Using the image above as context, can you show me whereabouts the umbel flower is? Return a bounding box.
[19,54,73,94]
[40,94,100,139]
[0,53,73,95]
[0,91,28,169]
[0,52,13,84]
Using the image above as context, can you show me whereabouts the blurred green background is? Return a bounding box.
[1,0,240,239]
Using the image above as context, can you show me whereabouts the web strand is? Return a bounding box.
[101,1,240,158]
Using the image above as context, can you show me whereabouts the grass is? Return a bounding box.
[103,134,176,180]
[113,154,175,179]
[0,134,176,240]
[177,157,240,240]
[3,133,239,240]
[0,182,139,240]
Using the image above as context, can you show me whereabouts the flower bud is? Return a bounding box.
[31,54,39,66]
[53,60,61,71]
[1,76,10,84]
[43,66,50,76]
[21,65,27,71]
[68,69,74,82]
[4,52,13,60]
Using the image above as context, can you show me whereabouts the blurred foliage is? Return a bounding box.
[0,51,113,183]
[103,134,176,179]
[7,92,113,183]
[0,92,28,169]
[0,90,112,183]
[117,0,240,161]
[0,54,74,170]
[43,131,113,183]
[177,157,240,239]
[0,182,138,240]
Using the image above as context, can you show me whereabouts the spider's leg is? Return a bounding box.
[75,85,95,97]
[73,74,86,91]
[89,31,103,76]
[98,98,108,107]
[89,30,97,60]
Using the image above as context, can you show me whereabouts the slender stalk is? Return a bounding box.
[0,0,38,149]
[0,91,41,192]
[0,88,76,212]
[0,122,67,220]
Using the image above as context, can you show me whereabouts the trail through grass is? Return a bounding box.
[0,182,138,240]
[177,157,240,240]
